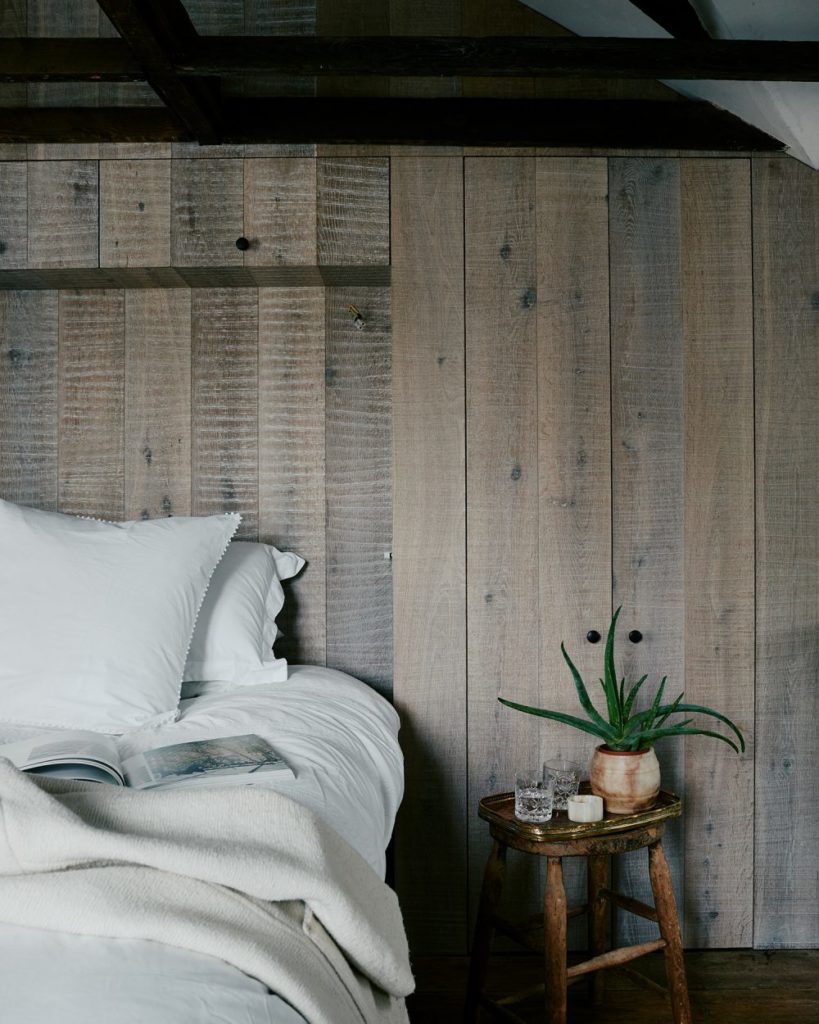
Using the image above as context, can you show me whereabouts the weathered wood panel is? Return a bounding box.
[609,157,685,944]
[27,162,99,268]
[0,291,58,508]
[240,0,316,114]
[26,0,100,161]
[0,0,26,161]
[57,289,124,520]
[536,156,612,949]
[171,160,244,266]
[681,159,754,948]
[324,286,392,693]
[753,157,819,949]
[191,288,258,538]
[258,286,326,665]
[392,156,467,953]
[243,159,317,266]
[0,163,28,270]
[465,157,541,949]
[100,160,171,268]
[123,290,191,521]
[317,158,390,265]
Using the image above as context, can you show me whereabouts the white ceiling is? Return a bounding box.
[519,0,819,168]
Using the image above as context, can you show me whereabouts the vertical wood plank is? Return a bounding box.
[0,0,27,160]
[27,162,99,268]
[609,157,685,944]
[392,156,467,953]
[191,288,258,538]
[100,160,172,267]
[243,159,318,266]
[0,164,28,270]
[58,289,125,520]
[681,159,755,948]
[753,157,819,949]
[324,286,392,693]
[241,0,316,114]
[26,0,100,161]
[123,290,191,521]
[316,0,388,102]
[258,287,326,665]
[0,291,59,508]
[465,156,541,946]
[536,156,612,949]
[171,160,244,266]
[317,158,390,265]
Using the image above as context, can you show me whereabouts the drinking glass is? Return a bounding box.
[544,760,583,811]
[514,772,555,823]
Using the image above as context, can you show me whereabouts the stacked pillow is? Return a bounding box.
[182,539,304,698]
[0,499,303,733]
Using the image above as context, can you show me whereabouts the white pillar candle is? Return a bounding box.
[567,794,604,822]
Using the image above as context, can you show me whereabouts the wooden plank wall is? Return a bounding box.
[1,141,818,954]
[390,152,816,958]
[0,152,393,696]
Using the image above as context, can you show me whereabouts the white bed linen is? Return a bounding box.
[0,665,404,1024]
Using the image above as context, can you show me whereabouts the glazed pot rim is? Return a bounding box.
[595,744,652,756]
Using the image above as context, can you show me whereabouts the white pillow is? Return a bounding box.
[182,541,304,696]
[0,499,239,733]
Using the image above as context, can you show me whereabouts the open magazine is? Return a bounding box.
[0,732,294,789]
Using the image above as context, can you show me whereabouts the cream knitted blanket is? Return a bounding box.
[0,760,412,1024]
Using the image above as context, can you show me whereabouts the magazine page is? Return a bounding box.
[121,733,294,790]
[0,731,124,785]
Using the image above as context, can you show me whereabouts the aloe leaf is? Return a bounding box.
[637,724,741,754]
[652,688,682,729]
[618,676,626,718]
[622,675,648,720]
[655,702,746,752]
[603,606,623,727]
[622,681,671,735]
[497,697,613,741]
[561,643,616,736]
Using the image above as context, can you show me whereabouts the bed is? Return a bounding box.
[0,500,413,1024]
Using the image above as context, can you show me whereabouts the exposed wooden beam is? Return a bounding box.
[180,36,819,83]
[0,39,143,82]
[0,107,184,144]
[627,0,710,40]
[93,0,220,142]
[5,36,819,84]
[0,99,784,150]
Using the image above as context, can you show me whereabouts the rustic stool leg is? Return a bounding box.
[544,855,568,1024]
[648,841,692,1024]
[587,852,610,1005]
[464,839,507,1024]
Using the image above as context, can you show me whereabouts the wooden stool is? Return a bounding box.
[464,790,691,1024]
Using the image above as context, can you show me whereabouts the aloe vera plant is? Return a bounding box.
[499,607,745,754]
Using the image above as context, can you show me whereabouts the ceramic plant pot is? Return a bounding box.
[589,745,661,815]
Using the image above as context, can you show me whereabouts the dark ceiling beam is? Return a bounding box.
[0,99,784,150]
[6,36,819,84]
[93,0,220,142]
[0,39,143,82]
[0,108,184,144]
[178,36,819,82]
[627,0,710,40]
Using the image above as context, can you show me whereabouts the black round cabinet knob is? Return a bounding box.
[586,630,601,644]
[628,629,643,644]
[235,236,250,251]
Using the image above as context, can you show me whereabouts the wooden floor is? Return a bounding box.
[407,951,819,1023]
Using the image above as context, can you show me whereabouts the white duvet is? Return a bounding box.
[0,665,406,1024]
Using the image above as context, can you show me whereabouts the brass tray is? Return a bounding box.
[479,787,681,842]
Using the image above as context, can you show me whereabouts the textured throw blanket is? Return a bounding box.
[0,760,412,1024]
